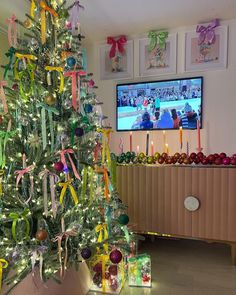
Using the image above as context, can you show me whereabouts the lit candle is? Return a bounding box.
[151,141,154,157]
[179,126,183,151]
[187,141,189,156]
[165,143,169,154]
[163,131,166,152]
[146,131,150,156]
[119,137,124,155]
[137,145,140,155]
[129,132,133,152]
[197,120,201,152]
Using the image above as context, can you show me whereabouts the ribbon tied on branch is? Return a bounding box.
[9,209,30,241]
[95,223,109,253]
[45,66,64,93]
[107,36,127,59]
[4,47,16,79]
[58,148,80,179]
[0,122,16,169]
[148,31,168,52]
[6,14,17,48]
[196,19,220,45]
[58,179,79,205]
[69,1,84,36]
[0,259,8,292]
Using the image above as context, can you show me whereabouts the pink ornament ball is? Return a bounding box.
[223,157,230,165]
[109,249,122,264]
[54,161,64,172]
[232,154,236,160]
[220,152,227,159]
[230,158,236,165]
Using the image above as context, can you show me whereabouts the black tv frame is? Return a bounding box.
[116,76,203,132]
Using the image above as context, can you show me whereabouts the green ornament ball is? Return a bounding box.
[126,152,131,158]
[117,156,124,164]
[125,157,130,164]
[120,153,126,158]
[118,214,129,225]
[132,156,138,164]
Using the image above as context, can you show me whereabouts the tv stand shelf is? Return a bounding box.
[116,165,236,264]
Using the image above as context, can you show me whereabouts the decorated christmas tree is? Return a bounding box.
[0,1,132,293]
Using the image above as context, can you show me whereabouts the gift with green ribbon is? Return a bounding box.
[9,209,31,241]
[148,31,168,52]
[128,254,151,287]
[37,102,59,151]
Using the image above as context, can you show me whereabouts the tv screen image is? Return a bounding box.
[116,77,203,131]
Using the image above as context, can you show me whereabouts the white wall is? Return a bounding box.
[86,19,236,156]
[0,30,9,79]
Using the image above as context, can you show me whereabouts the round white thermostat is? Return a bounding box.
[184,196,200,212]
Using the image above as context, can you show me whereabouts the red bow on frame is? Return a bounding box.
[107,36,127,59]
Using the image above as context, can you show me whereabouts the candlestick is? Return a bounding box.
[163,131,166,152]
[151,141,154,157]
[187,141,189,156]
[165,143,169,154]
[137,145,140,156]
[179,126,183,151]
[197,120,202,152]
[129,132,133,152]
[119,138,124,155]
[146,131,150,156]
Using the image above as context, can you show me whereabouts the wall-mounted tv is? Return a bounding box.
[116,76,203,131]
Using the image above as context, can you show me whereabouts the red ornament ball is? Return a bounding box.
[54,161,64,172]
[109,249,122,264]
[201,158,209,165]
[230,158,236,165]
[93,262,102,273]
[207,154,215,164]
[232,154,236,160]
[174,152,181,159]
[190,152,197,160]
[161,152,168,159]
[36,229,48,241]
[214,157,222,165]
[220,152,227,159]
[197,152,204,159]
[108,264,118,276]
[12,83,18,91]
[194,156,200,164]
[158,156,165,164]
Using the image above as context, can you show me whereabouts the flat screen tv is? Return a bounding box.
[116,76,203,131]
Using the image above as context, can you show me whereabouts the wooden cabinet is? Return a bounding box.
[116,165,236,242]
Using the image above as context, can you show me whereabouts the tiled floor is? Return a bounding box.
[89,237,236,295]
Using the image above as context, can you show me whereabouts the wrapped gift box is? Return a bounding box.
[89,254,125,294]
[128,254,151,287]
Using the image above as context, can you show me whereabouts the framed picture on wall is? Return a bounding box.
[185,25,228,72]
[100,40,133,80]
[139,33,177,77]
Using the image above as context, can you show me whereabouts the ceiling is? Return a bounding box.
[1,0,236,42]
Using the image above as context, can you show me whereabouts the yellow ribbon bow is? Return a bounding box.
[45,66,64,93]
[14,53,37,80]
[97,128,113,168]
[0,259,8,291]
[40,1,59,44]
[58,179,78,205]
[95,223,109,253]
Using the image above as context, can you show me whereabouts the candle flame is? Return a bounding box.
[151,141,154,145]
[130,131,132,135]
[163,131,166,134]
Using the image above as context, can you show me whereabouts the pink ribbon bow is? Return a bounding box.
[0,81,8,114]
[15,165,35,187]
[59,149,80,180]
[64,70,86,111]
[69,1,84,35]
[196,19,220,45]
[52,228,77,278]
[107,36,127,59]
[6,14,17,47]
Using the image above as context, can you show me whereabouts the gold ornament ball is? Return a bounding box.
[44,94,57,106]
[23,19,32,29]
[36,229,48,241]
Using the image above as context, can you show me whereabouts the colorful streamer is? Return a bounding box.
[0,126,16,169]
[95,223,108,253]
[59,149,80,180]
[97,128,112,168]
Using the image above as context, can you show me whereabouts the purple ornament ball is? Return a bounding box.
[75,127,84,137]
[109,249,122,264]
[81,248,92,260]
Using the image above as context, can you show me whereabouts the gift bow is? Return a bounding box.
[9,209,30,241]
[52,228,77,278]
[95,223,109,253]
[64,70,86,111]
[6,14,17,48]
[14,53,37,80]
[45,66,64,93]
[148,31,168,51]
[0,259,8,292]
[0,81,8,114]
[15,164,35,187]
[39,169,59,218]
[59,149,80,180]
[58,179,79,205]
[40,1,59,44]
[196,19,220,45]
[107,36,127,59]
[69,1,84,35]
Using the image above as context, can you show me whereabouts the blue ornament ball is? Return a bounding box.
[67,56,76,68]
[84,104,93,113]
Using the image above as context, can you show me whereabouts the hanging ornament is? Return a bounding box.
[54,161,64,172]
[44,94,57,106]
[109,249,122,264]
[81,248,92,260]
[84,104,93,113]
[36,229,48,241]
[67,56,76,68]
[23,19,32,29]
[118,214,129,226]
[12,83,18,91]
[75,127,84,137]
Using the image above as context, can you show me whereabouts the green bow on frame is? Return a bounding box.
[0,129,17,168]
[148,31,168,52]
[9,209,30,241]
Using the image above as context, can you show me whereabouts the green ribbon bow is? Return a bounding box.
[9,209,30,241]
[37,102,59,151]
[0,130,17,168]
[18,64,36,101]
[4,47,16,79]
[148,31,168,52]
